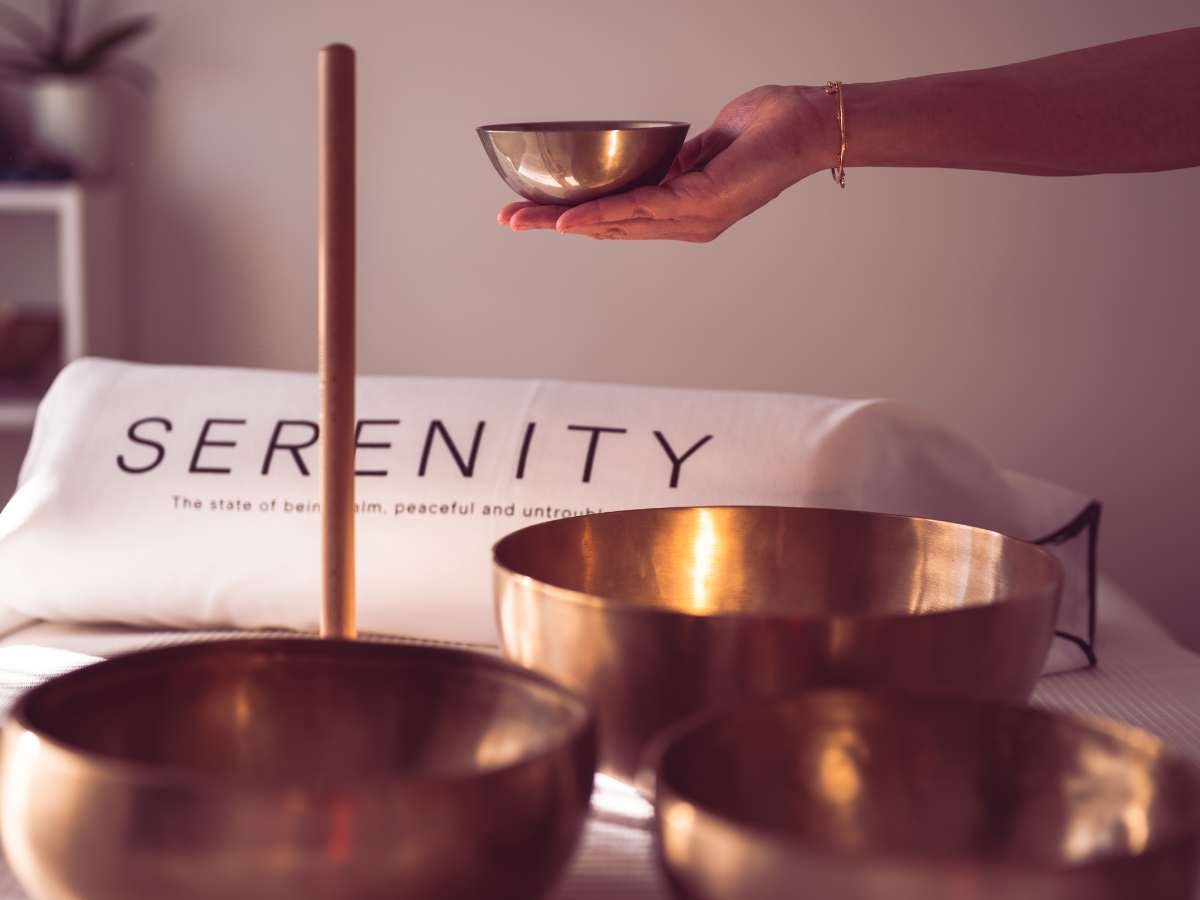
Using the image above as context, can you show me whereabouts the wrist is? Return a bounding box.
[790,84,844,178]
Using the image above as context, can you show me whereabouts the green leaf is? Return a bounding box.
[0,58,52,75]
[46,0,75,68]
[0,1,48,53]
[64,14,153,73]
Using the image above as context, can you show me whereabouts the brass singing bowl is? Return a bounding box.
[477,120,689,206]
[0,639,595,900]
[654,691,1200,900]
[493,506,1062,781]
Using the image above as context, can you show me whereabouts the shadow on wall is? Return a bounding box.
[105,73,226,366]
[130,179,224,365]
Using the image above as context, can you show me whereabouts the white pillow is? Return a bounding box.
[0,358,1097,672]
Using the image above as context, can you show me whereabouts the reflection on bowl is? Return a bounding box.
[656,691,1200,900]
[0,639,595,900]
[493,506,1062,781]
[477,121,689,206]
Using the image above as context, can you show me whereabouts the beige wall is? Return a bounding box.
[8,1,1200,643]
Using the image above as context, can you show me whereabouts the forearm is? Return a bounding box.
[500,29,1200,240]
[841,28,1200,176]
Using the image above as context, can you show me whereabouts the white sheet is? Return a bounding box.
[0,358,1097,668]
[0,576,1195,900]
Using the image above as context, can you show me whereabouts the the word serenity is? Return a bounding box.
[118,417,714,488]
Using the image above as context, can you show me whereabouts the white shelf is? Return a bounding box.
[0,182,122,431]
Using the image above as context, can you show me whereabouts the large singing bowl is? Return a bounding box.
[0,639,595,900]
[477,121,689,206]
[655,691,1200,900]
[493,506,1062,781]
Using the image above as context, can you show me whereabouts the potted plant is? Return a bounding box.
[0,0,153,178]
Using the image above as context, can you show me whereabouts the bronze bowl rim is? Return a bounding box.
[476,120,690,134]
[655,688,1200,873]
[6,637,595,793]
[492,505,1063,621]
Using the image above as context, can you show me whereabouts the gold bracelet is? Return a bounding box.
[825,80,847,188]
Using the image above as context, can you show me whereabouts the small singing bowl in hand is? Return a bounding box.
[477,121,689,206]
[653,691,1200,900]
[0,639,595,900]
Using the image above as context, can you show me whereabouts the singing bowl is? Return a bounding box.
[493,506,1062,781]
[477,121,689,206]
[654,691,1200,900]
[0,639,595,900]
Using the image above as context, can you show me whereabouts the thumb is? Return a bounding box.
[665,130,736,182]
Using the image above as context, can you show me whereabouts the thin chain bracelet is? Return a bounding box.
[826,81,847,187]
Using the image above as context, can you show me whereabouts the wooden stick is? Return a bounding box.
[318,43,356,640]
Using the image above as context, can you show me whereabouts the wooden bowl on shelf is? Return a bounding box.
[0,304,59,376]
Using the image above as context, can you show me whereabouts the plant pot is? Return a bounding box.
[28,75,114,178]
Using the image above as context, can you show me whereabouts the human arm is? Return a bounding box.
[499,27,1200,242]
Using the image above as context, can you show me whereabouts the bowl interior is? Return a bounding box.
[21,639,590,784]
[660,691,1200,866]
[494,506,1058,619]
